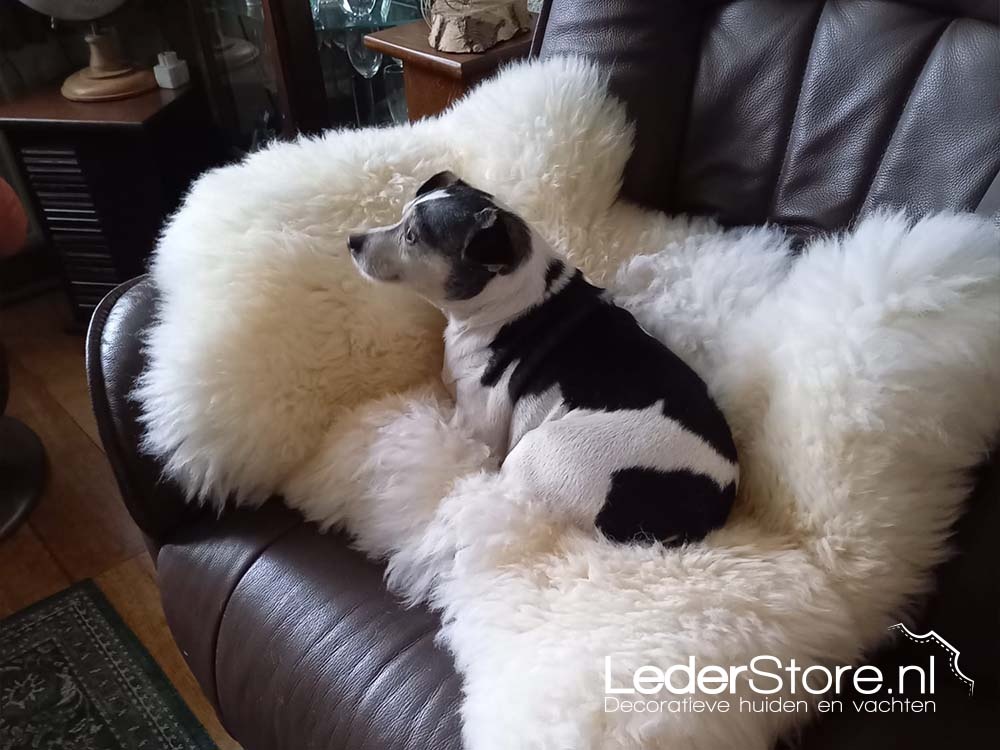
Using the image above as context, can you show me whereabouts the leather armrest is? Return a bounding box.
[86,276,207,547]
[157,501,463,749]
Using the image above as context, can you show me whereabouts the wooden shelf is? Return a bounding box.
[365,18,534,81]
[0,86,190,130]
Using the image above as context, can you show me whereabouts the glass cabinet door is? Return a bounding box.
[173,0,423,153]
[311,0,420,127]
[195,1,283,153]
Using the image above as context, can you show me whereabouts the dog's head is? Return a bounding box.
[348,171,531,307]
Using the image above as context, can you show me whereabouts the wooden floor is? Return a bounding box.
[1,291,241,750]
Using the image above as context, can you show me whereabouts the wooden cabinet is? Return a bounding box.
[0,86,220,325]
[363,19,534,121]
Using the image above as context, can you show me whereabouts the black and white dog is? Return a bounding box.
[348,171,738,545]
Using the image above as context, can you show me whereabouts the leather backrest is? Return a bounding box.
[534,0,1000,236]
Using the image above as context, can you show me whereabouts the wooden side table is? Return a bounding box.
[364,19,535,121]
[0,86,221,326]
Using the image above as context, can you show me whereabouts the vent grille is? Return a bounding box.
[21,146,119,319]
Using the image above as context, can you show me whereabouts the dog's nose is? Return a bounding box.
[347,233,365,255]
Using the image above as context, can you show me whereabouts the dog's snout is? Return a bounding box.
[347,233,365,255]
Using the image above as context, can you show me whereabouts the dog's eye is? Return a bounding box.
[404,228,417,245]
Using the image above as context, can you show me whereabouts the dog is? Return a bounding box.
[348,171,738,544]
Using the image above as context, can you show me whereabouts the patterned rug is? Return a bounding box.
[0,580,216,750]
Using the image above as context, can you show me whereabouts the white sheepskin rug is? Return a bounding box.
[136,58,1000,749]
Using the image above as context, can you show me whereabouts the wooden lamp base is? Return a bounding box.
[61,29,157,103]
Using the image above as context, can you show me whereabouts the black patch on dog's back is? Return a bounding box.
[483,273,738,464]
[544,260,565,292]
[597,468,736,545]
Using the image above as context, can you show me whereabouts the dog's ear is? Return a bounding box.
[462,207,526,274]
[416,170,463,197]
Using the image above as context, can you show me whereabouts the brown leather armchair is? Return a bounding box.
[87,2,999,748]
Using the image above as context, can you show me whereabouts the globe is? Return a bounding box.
[16,0,128,22]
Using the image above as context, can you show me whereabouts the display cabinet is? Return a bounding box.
[192,0,421,150]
